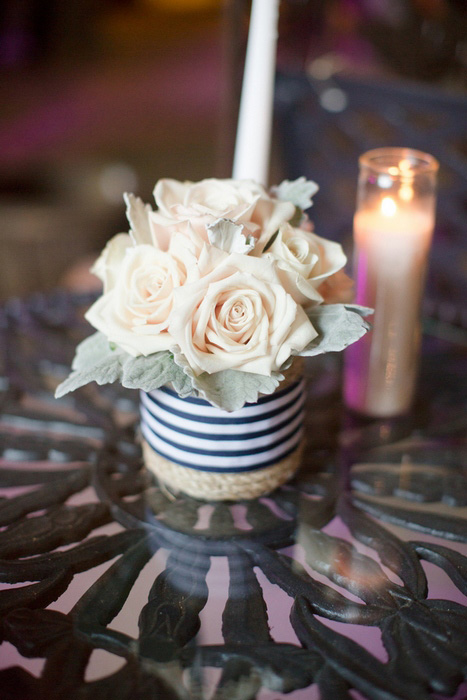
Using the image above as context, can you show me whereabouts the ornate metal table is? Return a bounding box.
[0,292,466,700]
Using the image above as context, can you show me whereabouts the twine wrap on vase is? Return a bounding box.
[140,365,306,500]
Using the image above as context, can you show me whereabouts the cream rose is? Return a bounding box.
[262,224,347,306]
[124,192,200,253]
[86,241,195,356]
[91,232,132,291]
[150,178,295,250]
[168,253,317,376]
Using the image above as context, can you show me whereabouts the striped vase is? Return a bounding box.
[140,363,306,501]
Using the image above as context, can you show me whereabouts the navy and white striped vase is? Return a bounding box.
[140,363,306,500]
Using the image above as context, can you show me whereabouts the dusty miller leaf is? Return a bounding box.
[56,304,371,406]
[55,333,124,398]
[271,177,319,210]
[55,363,123,398]
[192,370,284,412]
[121,349,194,396]
[119,352,190,394]
[55,332,195,399]
[299,304,372,357]
[71,331,121,371]
[172,350,283,411]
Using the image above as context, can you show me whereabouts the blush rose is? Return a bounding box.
[261,224,347,306]
[85,239,196,356]
[150,178,295,250]
[168,253,316,376]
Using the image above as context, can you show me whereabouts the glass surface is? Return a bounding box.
[0,292,466,700]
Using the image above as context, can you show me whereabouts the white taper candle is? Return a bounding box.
[232,0,280,185]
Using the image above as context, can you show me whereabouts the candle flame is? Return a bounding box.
[381,196,397,217]
[399,184,413,202]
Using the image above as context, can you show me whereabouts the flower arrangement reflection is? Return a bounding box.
[56,177,369,410]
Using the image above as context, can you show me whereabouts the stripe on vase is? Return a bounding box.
[141,421,304,473]
[140,385,305,437]
[141,380,305,474]
[141,404,305,455]
[143,378,305,426]
[140,399,305,443]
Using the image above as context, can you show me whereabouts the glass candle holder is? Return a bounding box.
[344,147,438,417]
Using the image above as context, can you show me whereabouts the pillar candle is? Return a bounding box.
[344,148,438,417]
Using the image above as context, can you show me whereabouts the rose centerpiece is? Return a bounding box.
[56,177,370,500]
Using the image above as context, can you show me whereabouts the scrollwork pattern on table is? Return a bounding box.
[0,293,466,700]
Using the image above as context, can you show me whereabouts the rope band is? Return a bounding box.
[142,438,303,501]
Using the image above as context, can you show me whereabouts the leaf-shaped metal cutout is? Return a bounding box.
[0,464,89,487]
[351,461,467,506]
[382,606,465,697]
[0,469,91,527]
[139,549,209,660]
[0,503,110,559]
[3,609,72,658]
[413,541,467,595]
[291,597,430,700]
[223,549,272,645]
[240,541,387,625]
[72,535,152,628]
[0,529,144,583]
[297,524,396,607]
[353,492,467,543]
[0,569,74,616]
[339,494,427,599]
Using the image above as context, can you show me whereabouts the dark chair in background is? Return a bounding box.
[274,71,467,331]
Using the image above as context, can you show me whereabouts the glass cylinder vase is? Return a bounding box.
[344,148,438,417]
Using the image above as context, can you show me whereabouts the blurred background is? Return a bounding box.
[0,0,466,301]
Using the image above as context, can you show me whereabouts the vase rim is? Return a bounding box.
[359,147,439,177]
